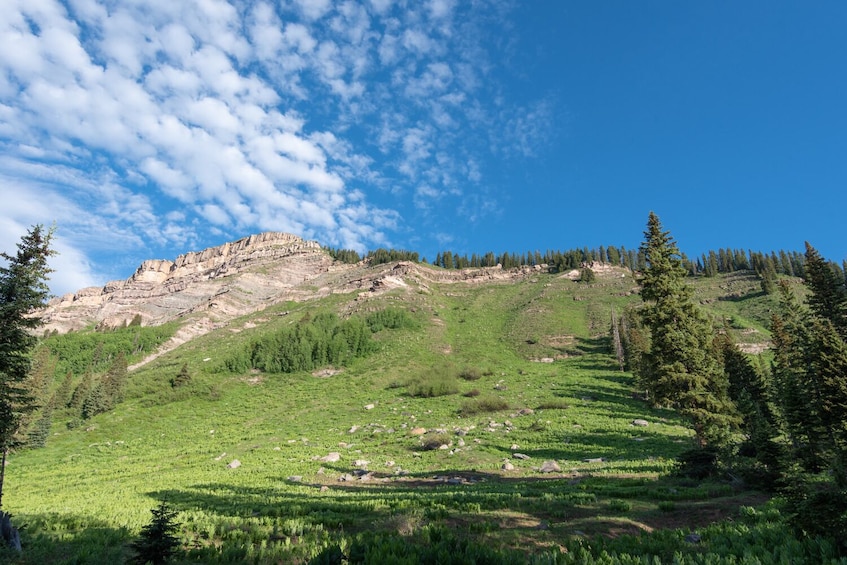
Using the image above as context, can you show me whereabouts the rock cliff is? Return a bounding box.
[40,232,333,333]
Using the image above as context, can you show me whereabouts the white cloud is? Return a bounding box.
[0,0,529,294]
[292,0,332,22]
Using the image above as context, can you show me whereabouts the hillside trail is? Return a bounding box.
[128,317,218,371]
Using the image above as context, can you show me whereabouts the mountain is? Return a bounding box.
[12,233,787,564]
[40,233,576,362]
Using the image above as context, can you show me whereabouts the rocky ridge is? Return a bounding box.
[42,232,565,336]
[41,232,332,333]
[39,232,601,367]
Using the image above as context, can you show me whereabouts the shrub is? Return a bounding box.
[458,395,509,416]
[674,446,720,480]
[458,367,482,381]
[609,499,631,513]
[420,433,451,451]
[528,420,548,432]
[658,501,676,512]
[536,399,570,410]
[407,362,459,398]
[366,308,418,332]
[408,377,459,398]
[463,389,480,398]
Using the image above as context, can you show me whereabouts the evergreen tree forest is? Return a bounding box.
[619,212,847,548]
[330,239,826,287]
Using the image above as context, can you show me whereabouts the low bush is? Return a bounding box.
[537,398,570,410]
[608,499,631,513]
[458,367,482,381]
[420,432,451,451]
[406,362,459,398]
[458,395,509,416]
[674,446,720,480]
[658,500,676,512]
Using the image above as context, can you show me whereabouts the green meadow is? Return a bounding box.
[3,267,842,563]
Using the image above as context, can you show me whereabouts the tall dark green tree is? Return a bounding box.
[718,334,785,486]
[770,283,826,471]
[803,242,847,339]
[131,502,181,565]
[636,212,737,447]
[0,225,55,509]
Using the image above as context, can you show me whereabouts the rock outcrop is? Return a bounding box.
[41,233,332,333]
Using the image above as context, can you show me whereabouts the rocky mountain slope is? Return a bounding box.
[40,232,562,337]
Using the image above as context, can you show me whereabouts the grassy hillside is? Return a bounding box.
[5,266,835,563]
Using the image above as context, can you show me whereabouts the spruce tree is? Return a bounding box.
[0,225,55,509]
[131,502,181,565]
[103,352,128,405]
[171,363,191,388]
[636,212,737,447]
[719,334,785,487]
[771,281,828,472]
[803,242,847,339]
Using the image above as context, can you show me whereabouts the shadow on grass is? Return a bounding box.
[144,470,766,557]
[1,513,132,565]
[575,336,611,355]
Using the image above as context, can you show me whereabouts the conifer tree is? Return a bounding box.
[171,363,191,388]
[718,334,785,486]
[636,212,737,447]
[103,352,128,405]
[803,242,847,339]
[131,502,181,565]
[771,281,833,472]
[69,373,92,411]
[56,371,74,408]
[0,225,55,509]
[610,310,625,371]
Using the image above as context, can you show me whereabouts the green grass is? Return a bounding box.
[3,269,822,564]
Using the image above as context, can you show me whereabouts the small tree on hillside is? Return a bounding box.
[0,225,55,510]
[170,363,191,388]
[131,502,181,565]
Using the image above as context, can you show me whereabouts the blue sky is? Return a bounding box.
[2,1,845,295]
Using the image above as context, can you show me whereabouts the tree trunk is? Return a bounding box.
[0,448,6,511]
[0,511,22,552]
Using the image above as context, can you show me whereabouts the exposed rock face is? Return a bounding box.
[41,232,331,333]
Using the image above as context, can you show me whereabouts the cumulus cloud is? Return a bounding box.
[0,0,540,292]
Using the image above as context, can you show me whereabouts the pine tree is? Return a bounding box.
[771,281,828,471]
[636,212,737,447]
[56,371,74,408]
[171,364,191,388]
[719,334,785,486]
[69,373,92,411]
[103,352,128,405]
[131,502,181,565]
[610,310,625,371]
[803,242,847,339]
[0,225,55,510]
